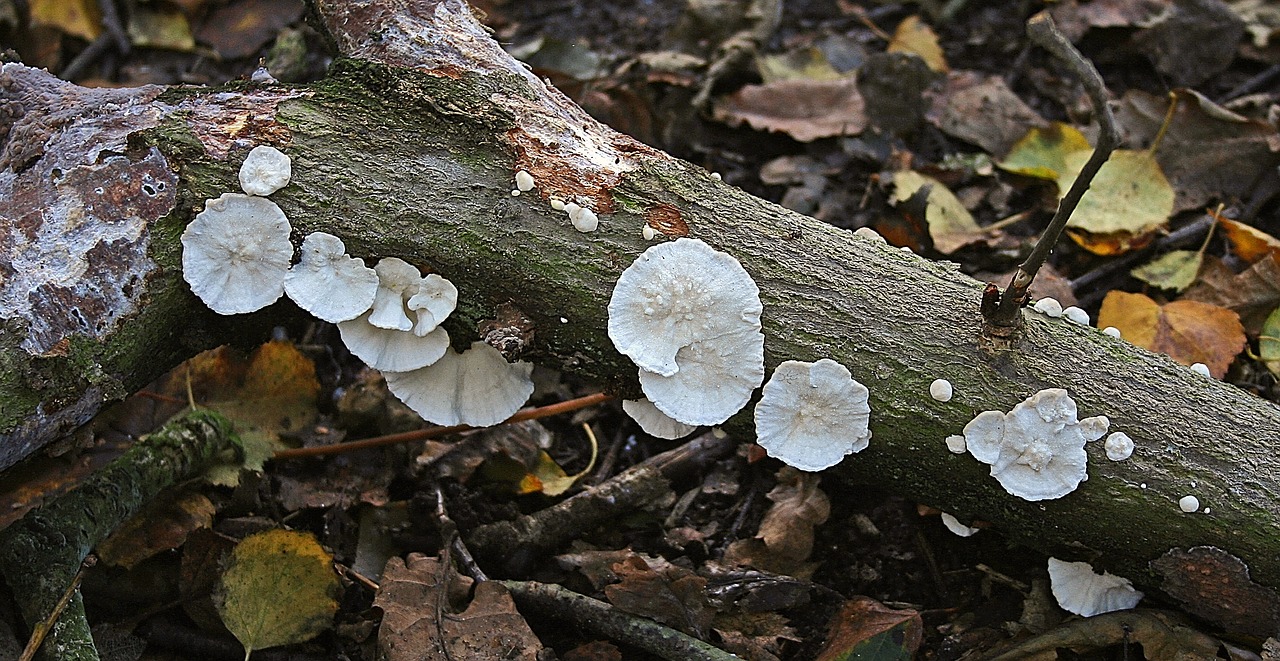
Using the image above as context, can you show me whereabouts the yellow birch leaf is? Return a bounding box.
[1130,250,1203,292]
[1260,307,1280,378]
[215,529,340,659]
[29,0,102,41]
[1220,218,1280,264]
[998,122,1092,179]
[1059,149,1174,236]
[887,16,948,73]
[891,170,983,254]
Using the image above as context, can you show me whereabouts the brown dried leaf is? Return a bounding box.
[714,612,799,661]
[1220,218,1280,264]
[926,70,1047,156]
[1113,89,1280,213]
[724,467,830,577]
[713,78,866,142]
[604,555,713,637]
[815,597,923,661]
[376,554,542,661]
[1183,255,1280,333]
[1097,291,1246,377]
[195,0,304,59]
[97,491,216,569]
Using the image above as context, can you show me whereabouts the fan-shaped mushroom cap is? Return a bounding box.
[940,512,980,537]
[622,399,697,439]
[368,258,424,331]
[384,341,535,427]
[608,238,763,377]
[638,324,765,426]
[1104,432,1134,461]
[337,317,450,373]
[239,145,292,196]
[963,388,1108,501]
[181,193,293,315]
[284,232,378,323]
[753,359,872,472]
[1047,558,1143,616]
[407,274,458,336]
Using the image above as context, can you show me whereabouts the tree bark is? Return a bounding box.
[2,0,1278,631]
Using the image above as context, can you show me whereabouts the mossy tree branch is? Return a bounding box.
[1,0,1277,635]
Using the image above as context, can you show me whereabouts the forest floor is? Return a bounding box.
[2,0,1280,659]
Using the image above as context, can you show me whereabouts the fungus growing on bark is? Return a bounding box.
[1179,495,1201,513]
[963,389,1109,501]
[284,232,378,323]
[515,169,535,192]
[945,435,966,454]
[1063,306,1090,325]
[336,258,454,372]
[1047,558,1143,617]
[608,238,766,425]
[181,193,293,315]
[1032,297,1064,318]
[753,359,872,472]
[384,341,534,427]
[239,145,292,196]
[940,512,980,537]
[622,399,697,439]
[1102,326,1122,338]
[929,378,953,402]
[1190,363,1211,377]
[570,205,599,233]
[1104,432,1134,461]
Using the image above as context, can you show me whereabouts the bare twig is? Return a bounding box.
[272,392,611,460]
[500,580,738,661]
[19,558,94,661]
[984,12,1119,332]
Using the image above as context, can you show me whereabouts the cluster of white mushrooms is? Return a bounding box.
[181,147,534,428]
[181,154,1187,621]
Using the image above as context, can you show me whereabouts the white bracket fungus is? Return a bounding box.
[940,512,980,537]
[1179,495,1201,513]
[622,399,697,439]
[1032,297,1063,318]
[1062,306,1090,325]
[1047,558,1143,617]
[929,378,953,402]
[608,238,766,425]
[753,359,872,472]
[181,193,293,315]
[1102,326,1122,338]
[1103,432,1134,461]
[284,232,378,323]
[407,274,459,336]
[239,145,292,196]
[514,169,535,192]
[963,389,1108,501]
[384,341,535,427]
[1190,362,1211,377]
[336,257,456,373]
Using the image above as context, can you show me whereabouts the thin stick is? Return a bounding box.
[272,392,611,460]
[19,558,93,661]
[985,12,1119,330]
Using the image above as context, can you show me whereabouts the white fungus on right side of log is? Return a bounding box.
[238,145,292,196]
[1047,558,1143,617]
[384,341,534,427]
[622,398,697,439]
[1102,326,1122,338]
[284,232,378,323]
[1179,495,1201,513]
[1032,297,1063,318]
[515,169,535,192]
[1190,362,1212,378]
[1104,432,1134,461]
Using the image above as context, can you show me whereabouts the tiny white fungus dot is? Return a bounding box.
[853,227,887,243]
[642,225,658,240]
[511,189,521,196]
[1190,363,1211,377]
[571,206,599,232]
[559,317,568,323]
[710,172,722,181]
[1140,483,1147,489]
[1204,507,1211,513]
[1103,326,1122,338]
[945,435,966,454]
[1179,495,1200,513]
[929,378,953,402]
[515,169,536,192]
[550,199,566,211]
[1104,432,1134,461]
[1063,306,1090,325]
[1032,297,1063,318]
[900,246,913,253]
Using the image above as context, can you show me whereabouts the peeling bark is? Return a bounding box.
[2,0,1279,633]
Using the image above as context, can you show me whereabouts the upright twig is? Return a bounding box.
[983,13,1119,332]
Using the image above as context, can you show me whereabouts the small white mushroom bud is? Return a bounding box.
[1032,297,1063,318]
[710,172,722,181]
[1062,306,1090,325]
[854,227,887,243]
[944,435,966,454]
[550,198,566,211]
[929,378,953,402]
[515,169,536,192]
[940,512,980,537]
[510,189,521,196]
[1190,363,1211,377]
[1103,326,1122,338]
[1104,432,1134,461]
[1179,495,1200,513]
[570,206,599,233]
[642,225,658,240]
[239,145,292,196]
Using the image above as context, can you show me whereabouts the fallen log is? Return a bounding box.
[1,0,1276,634]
